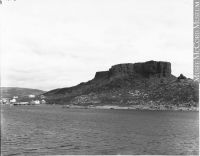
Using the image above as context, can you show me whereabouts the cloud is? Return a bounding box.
[1,0,193,90]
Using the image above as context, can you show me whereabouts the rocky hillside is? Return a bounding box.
[0,87,45,98]
[43,60,199,109]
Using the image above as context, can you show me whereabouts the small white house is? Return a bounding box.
[10,99,17,103]
[29,95,35,98]
[34,100,40,105]
[30,100,40,105]
[41,99,46,104]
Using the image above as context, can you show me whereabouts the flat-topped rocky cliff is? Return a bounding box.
[94,61,171,80]
[43,60,199,110]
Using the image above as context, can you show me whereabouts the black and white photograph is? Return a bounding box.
[0,0,199,155]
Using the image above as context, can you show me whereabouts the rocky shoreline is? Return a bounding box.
[62,104,199,111]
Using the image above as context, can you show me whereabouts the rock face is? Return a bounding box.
[94,60,171,79]
[177,74,187,80]
[94,71,109,79]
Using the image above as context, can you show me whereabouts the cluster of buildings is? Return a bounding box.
[0,94,46,105]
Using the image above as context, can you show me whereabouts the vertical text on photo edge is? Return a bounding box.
[194,0,200,82]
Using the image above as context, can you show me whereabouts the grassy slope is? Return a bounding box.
[44,76,199,108]
[0,87,45,98]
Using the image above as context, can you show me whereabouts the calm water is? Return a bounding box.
[1,105,199,155]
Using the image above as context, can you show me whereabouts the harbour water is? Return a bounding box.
[1,105,199,155]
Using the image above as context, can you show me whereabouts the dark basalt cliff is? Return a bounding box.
[94,61,171,80]
[44,60,199,109]
[94,71,109,80]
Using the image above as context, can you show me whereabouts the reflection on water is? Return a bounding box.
[1,105,199,155]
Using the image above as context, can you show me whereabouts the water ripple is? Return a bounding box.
[1,106,199,155]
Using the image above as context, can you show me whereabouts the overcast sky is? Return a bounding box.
[1,0,193,91]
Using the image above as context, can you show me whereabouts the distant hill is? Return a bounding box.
[0,87,45,98]
[43,60,199,109]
